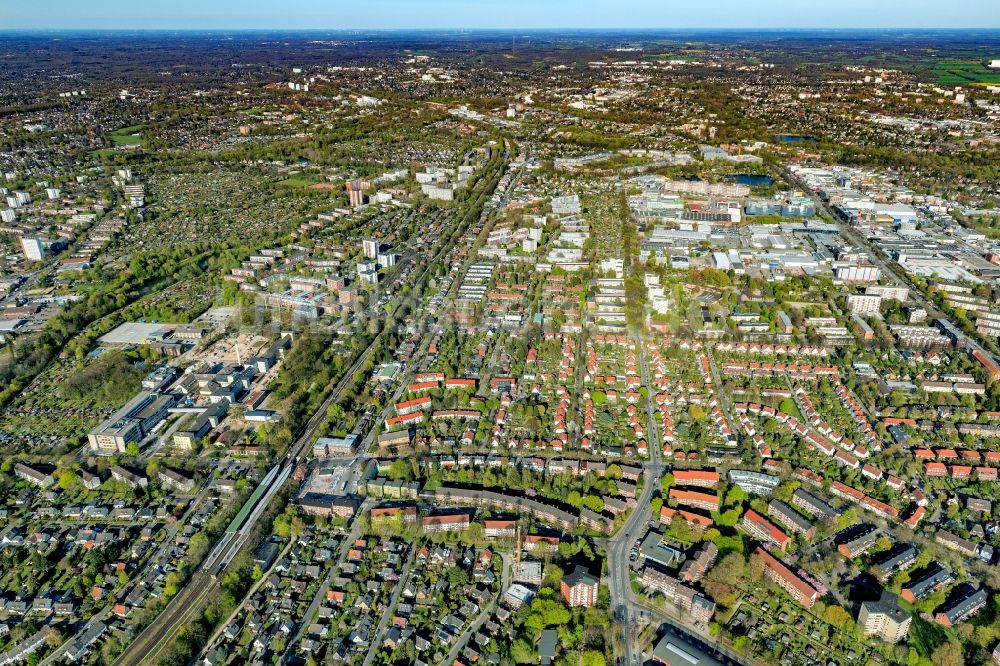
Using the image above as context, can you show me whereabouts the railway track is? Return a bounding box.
[112,572,216,666]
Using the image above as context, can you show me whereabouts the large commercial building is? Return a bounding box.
[651,633,724,666]
[87,392,174,454]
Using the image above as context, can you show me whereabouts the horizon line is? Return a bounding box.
[3,26,1000,33]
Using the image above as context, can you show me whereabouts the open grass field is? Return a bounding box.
[907,614,951,658]
[109,124,146,146]
[932,61,1000,86]
[276,176,320,188]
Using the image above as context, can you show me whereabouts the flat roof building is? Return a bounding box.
[651,633,724,666]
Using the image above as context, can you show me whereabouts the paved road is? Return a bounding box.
[631,596,752,666]
[785,168,1000,369]
[603,333,668,666]
[282,505,371,662]
[606,460,658,666]
[43,485,215,665]
[361,547,416,666]
[438,553,512,666]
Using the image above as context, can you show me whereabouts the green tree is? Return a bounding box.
[387,459,410,481]
[57,470,79,491]
[725,485,746,505]
[930,642,964,666]
[510,639,534,663]
[822,604,852,629]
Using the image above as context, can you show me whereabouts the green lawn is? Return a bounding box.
[108,124,146,147]
[932,62,1000,85]
[907,614,951,658]
[778,398,805,422]
[111,134,144,146]
[89,148,120,158]
[277,176,318,188]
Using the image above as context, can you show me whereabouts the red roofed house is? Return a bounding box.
[741,509,791,551]
[669,489,720,512]
[755,547,818,608]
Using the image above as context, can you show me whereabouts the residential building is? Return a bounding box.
[560,566,599,608]
[14,463,54,488]
[935,529,977,557]
[755,547,818,607]
[847,294,882,315]
[298,493,361,519]
[728,469,781,495]
[19,237,44,261]
[422,512,471,532]
[838,526,880,559]
[872,545,917,581]
[901,565,952,603]
[679,542,718,583]
[791,488,840,521]
[858,590,911,643]
[767,500,815,539]
[157,467,195,493]
[672,469,720,488]
[935,588,988,627]
[669,488,719,512]
[110,466,147,489]
[483,519,517,539]
[741,509,791,551]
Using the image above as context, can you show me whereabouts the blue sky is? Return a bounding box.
[3,0,999,30]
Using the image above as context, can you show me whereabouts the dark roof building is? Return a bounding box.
[791,488,840,521]
[837,525,880,559]
[872,544,918,581]
[935,588,988,627]
[901,564,953,604]
[767,499,815,539]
